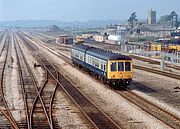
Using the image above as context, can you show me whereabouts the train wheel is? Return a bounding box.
[121,83,127,89]
[102,78,107,84]
[94,74,98,79]
[109,82,114,88]
[83,66,85,70]
[100,77,104,83]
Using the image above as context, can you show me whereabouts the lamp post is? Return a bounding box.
[177,51,179,63]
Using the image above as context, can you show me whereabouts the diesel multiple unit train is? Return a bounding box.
[71,44,133,87]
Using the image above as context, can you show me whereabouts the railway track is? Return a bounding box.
[116,88,180,129]
[24,33,180,129]
[14,33,61,129]
[18,32,122,129]
[0,33,7,56]
[0,33,19,128]
[133,65,180,80]
[130,55,180,71]
[13,34,31,128]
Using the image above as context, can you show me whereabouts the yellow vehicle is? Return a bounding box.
[76,36,85,43]
[168,45,177,50]
[177,45,180,51]
[151,44,161,51]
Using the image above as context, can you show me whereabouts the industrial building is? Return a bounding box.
[57,35,73,44]
[148,9,156,24]
[94,35,108,42]
[132,23,174,38]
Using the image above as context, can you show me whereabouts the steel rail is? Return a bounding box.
[15,34,54,129]
[117,88,180,129]
[0,33,19,129]
[13,34,30,129]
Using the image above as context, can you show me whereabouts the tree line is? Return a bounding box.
[128,11,179,28]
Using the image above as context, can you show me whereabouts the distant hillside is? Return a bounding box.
[0,20,127,29]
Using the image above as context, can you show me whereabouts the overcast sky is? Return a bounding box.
[0,0,180,21]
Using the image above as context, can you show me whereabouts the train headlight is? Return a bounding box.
[120,73,123,78]
[111,75,116,79]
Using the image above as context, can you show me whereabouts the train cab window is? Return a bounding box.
[125,62,131,71]
[110,62,117,71]
[118,62,124,71]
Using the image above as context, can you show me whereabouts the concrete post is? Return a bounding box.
[161,52,165,70]
[177,52,179,63]
[161,60,165,70]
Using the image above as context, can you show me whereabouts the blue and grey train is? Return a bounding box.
[71,44,133,86]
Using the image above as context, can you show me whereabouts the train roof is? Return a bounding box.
[86,47,132,61]
[72,44,132,61]
[72,44,91,52]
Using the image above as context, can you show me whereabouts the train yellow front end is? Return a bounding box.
[107,60,133,85]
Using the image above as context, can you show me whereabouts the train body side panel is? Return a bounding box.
[85,63,107,78]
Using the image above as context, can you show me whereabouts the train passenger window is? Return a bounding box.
[118,62,124,71]
[125,62,131,71]
[75,53,79,58]
[86,56,88,62]
[94,60,99,67]
[92,59,98,67]
[104,64,106,71]
[100,61,104,70]
[90,57,92,64]
[80,55,83,60]
[101,64,103,70]
[110,62,116,71]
